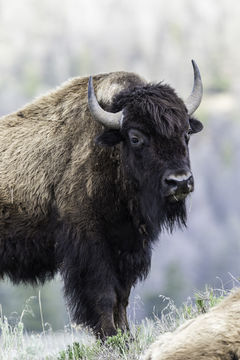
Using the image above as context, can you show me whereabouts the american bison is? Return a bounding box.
[0,61,203,338]
[142,289,240,360]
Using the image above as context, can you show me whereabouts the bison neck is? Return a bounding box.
[103,206,152,287]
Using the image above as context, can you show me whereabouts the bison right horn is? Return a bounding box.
[88,76,123,129]
[185,60,203,116]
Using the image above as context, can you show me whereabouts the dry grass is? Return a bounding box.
[0,286,229,360]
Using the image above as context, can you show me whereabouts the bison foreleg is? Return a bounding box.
[114,303,129,332]
[58,231,119,339]
[114,285,131,332]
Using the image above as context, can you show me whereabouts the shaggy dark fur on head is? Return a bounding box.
[113,83,189,137]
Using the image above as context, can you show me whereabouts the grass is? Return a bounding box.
[0,286,229,360]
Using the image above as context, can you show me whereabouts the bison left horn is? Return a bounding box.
[185,60,203,116]
[88,76,123,129]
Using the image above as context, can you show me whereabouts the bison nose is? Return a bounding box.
[164,171,194,197]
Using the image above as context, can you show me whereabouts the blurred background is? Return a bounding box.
[0,0,239,331]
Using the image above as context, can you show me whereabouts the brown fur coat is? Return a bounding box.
[143,289,240,360]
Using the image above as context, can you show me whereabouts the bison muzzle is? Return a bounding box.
[0,60,203,339]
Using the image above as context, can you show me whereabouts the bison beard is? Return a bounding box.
[0,67,202,339]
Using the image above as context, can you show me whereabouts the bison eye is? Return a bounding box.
[128,129,144,147]
[131,136,139,144]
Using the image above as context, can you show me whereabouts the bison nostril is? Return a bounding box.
[165,178,178,188]
[164,172,194,194]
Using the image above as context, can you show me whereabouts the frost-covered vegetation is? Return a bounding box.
[0,287,228,360]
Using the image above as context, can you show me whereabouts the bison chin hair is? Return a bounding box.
[139,186,187,237]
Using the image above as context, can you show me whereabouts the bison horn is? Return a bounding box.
[88,76,123,129]
[185,60,203,116]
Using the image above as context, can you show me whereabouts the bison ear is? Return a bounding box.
[95,129,123,147]
[189,117,203,134]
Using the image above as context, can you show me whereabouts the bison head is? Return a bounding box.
[88,61,203,234]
